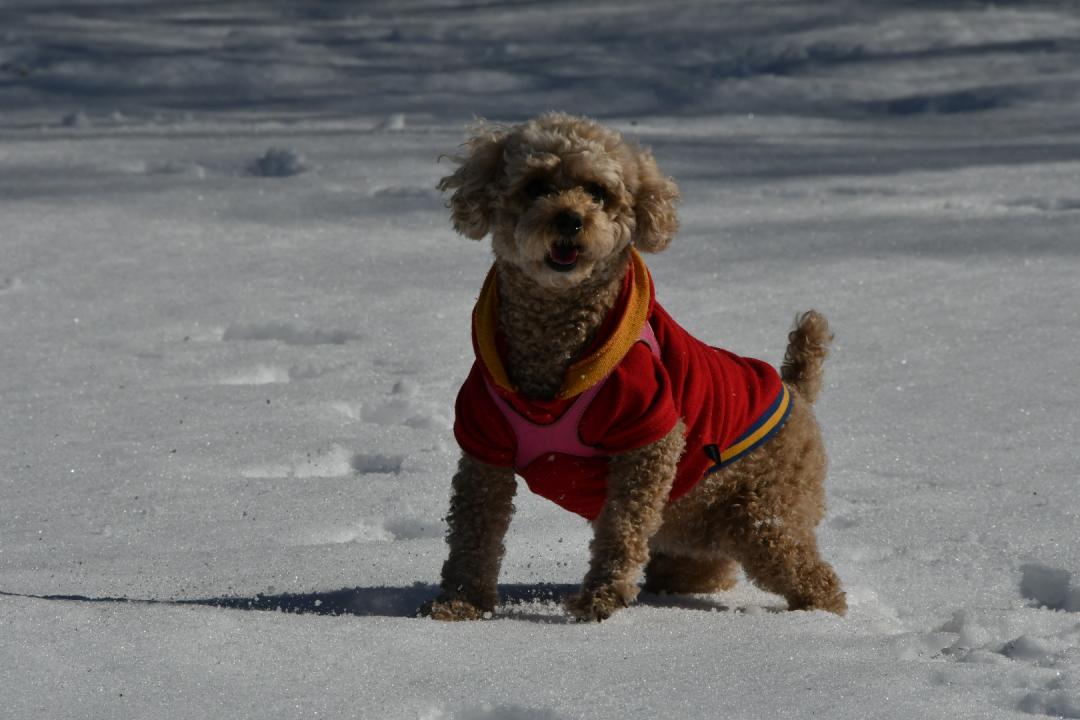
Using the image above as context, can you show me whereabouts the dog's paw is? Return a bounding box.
[566,585,631,623]
[419,596,489,621]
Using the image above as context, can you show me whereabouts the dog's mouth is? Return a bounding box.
[545,241,580,272]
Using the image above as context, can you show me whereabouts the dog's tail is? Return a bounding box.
[781,310,833,405]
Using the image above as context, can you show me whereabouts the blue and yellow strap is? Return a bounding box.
[704,384,792,474]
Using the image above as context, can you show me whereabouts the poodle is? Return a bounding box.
[422,112,845,622]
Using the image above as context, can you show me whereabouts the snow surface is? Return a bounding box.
[2,1,1080,718]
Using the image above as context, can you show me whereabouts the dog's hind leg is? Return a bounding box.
[709,392,845,614]
[730,525,846,614]
[642,552,738,594]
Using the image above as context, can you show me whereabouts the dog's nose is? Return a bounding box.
[553,210,583,237]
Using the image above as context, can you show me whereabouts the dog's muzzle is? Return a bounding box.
[546,211,583,272]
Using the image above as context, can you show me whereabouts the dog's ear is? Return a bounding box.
[631,148,680,253]
[437,125,507,240]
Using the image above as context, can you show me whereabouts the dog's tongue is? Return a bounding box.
[549,243,579,266]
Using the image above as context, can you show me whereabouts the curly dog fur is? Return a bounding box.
[423,113,845,622]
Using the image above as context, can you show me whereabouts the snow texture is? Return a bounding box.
[247,147,311,177]
[2,1,1080,719]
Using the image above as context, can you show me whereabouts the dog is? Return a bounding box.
[423,113,845,622]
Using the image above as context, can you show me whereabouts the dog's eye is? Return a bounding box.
[524,178,557,200]
[585,183,607,205]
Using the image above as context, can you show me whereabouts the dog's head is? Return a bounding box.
[438,113,679,289]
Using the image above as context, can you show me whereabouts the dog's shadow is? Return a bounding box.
[189,583,778,622]
[3,584,779,622]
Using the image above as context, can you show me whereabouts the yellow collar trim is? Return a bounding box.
[473,248,653,399]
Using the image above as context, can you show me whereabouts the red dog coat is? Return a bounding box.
[454,249,790,520]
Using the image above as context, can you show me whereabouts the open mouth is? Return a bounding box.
[545,241,580,272]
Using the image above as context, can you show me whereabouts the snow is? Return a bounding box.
[247,147,311,178]
[2,1,1079,718]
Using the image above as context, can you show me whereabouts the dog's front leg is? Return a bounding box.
[422,453,517,621]
[568,422,685,622]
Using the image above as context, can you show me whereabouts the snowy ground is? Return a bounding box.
[2,2,1080,718]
